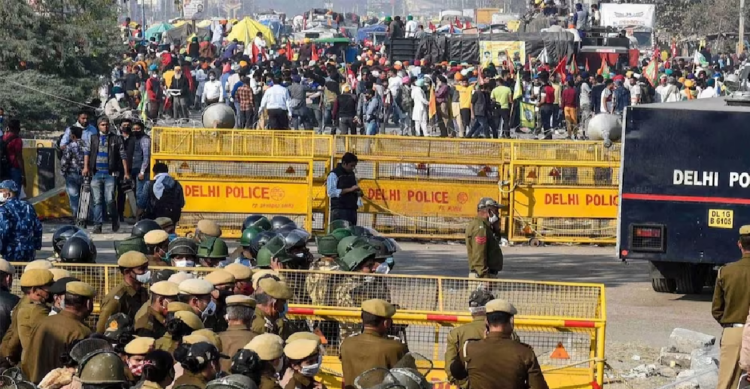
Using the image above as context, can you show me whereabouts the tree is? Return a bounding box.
[0,0,122,130]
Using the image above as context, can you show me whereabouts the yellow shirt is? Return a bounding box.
[455,85,474,110]
[163,70,175,89]
[490,85,512,109]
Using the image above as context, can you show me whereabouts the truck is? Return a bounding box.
[618,96,750,294]
[599,3,655,56]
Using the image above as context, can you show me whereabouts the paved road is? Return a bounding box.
[39,222,720,348]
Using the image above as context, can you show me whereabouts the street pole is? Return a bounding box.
[740,0,746,56]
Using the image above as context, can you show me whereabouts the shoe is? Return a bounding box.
[93,225,103,234]
[112,217,120,233]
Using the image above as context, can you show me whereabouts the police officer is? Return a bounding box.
[228,227,263,266]
[713,225,750,389]
[145,230,170,267]
[340,299,408,389]
[327,153,361,226]
[204,270,235,332]
[465,197,504,279]
[243,215,272,231]
[134,281,180,338]
[77,351,129,389]
[96,251,151,333]
[255,237,293,271]
[169,238,199,268]
[283,339,323,389]
[60,235,97,263]
[244,334,285,389]
[178,278,217,322]
[22,281,97,383]
[195,220,222,243]
[198,237,230,268]
[154,307,204,353]
[252,278,297,340]
[0,180,43,261]
[0,268,53,366]
[449,299,548,389]
[224,263,254,296]
[0,259,18,340]
[173,342,229,389]
[48,276,79,316]
[123,336,155,383]
[218,295,257,372]
[445,290,501,388]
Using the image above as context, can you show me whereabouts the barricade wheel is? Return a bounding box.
[528,238,542,247]
[651,277,677,293]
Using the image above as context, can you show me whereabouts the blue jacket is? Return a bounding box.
[0,197,43,261]
[614,86,630,112]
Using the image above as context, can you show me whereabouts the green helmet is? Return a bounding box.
[349,226,377,237]
[243,215,272,231]
[316,235,340,257]
[337,236,370,259]
[329,219,352,232]
[367,236,399,258]
[78,351,127,384]
[240,227,263,247]
[331,228,353,242]
[340,247,377,271]
[197,237,229,259]
[255,236,292,267]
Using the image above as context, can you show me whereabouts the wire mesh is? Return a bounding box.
[513,218,617,241]
[512,141,621,162]
[159,160,311,182]
[336,136,510,162]
[516,166,620,187]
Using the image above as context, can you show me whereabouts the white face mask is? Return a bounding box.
[488,212,499,224]
[300,355,322,377]
[175,260,195,268]
[202,300,217,318]
[135,271,152,284]
[374,263,390,274]
[0,193,8,203]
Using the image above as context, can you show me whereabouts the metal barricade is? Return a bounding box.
[509,141,621,245]
[151,128,333,237]
[332,135,512,239]
[8,263,606,388]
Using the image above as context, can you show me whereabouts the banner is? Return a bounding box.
[520,102,536,129]
[599,3,655,28]
[479,41,525,68]
[183,0,204,19]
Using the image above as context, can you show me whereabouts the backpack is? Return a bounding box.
[0,134,17,181]
[148,179,182,221]
[55,133,65,160]
[400,86,414,111]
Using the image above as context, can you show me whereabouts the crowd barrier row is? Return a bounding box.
[8,263,607,389]
[148,128,621,244]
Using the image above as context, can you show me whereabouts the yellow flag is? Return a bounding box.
[512,71,522,101]
[429,85,438,119]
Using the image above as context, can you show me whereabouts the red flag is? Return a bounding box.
[251,43,259,64]
[465,21,472,29]
[585,57,590,72]
[552,56,567,78]
[428,21,436,31]
[449,22,455,34]
[505,50,515,76]
[455,17,463,29]
[286,40,292,60]
[568,54,577,75]
[311,43,319,61]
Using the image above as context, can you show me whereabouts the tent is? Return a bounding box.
[145,22,173,41]
[356,24,386,42]
[260,20,283,38]
[164,23,211,46]
[226,17,276,46]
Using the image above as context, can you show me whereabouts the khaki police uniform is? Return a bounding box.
[245,334,284,389]
[284,371,315,389]
[145,230,170,267]
[340,300,408,389]
[96,252,151,333]
[218,295,257,372]
[4,269,55,363]
[21,282,96,384]
[17,300,51,350]
[173,371,209,389]
[252,279,298,340]
[445,318,485,388]
[284,339,320,389]
[713,229,750,389]
[450,300,548,389]
[465,216,503,278]
[134,281,179,338]
[260,376,283,389]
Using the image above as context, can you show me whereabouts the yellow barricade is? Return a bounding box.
[332,135,512,238]
[509,141,621,245]
[8,264,606,389]
[150,128,333,237]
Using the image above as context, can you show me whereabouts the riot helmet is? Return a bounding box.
[255,236,293,268]
[240,227,263,249]
[339,247,378,272]
[349,226,378,238]
[229,349,262,383]
[270,216,297,231]
[132,219,161,239]
[197,237,229,267]
[207,374,258,389]
[60,235,96,263]
[328,219,352,232]
[330,228,353,242]
[52,225,82,256]
[337,236,371,259]
[249,231,280,255]
[242,215,272,232]
[77,351,128,384]
[315,235,339,257]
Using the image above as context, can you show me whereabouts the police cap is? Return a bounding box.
[66,281,96,297]
[179,278,214,296]
[144,230,169,245]
[197,220,222,238]
[225,263,252,281]
[361,299,396,318]
[49,277,79,295]
[49,268,70,281]
[124,337,155,355]
[226,295,256,308]
[284,339,319,361]
[244,333,283,360]
[192,329,223,350]
[485,299,517,315]
[182,334,210,345]
[251,270,279,290]
[174,310,205,330]
[740,225,750,235]
[0,259,14,275]
[150,281,179,297]
[167,301,193,313]
[168,272,194,284]
[117,251,148,268]
[258,278,292,300]
[204,270,235,286]
[20,269,54,288]
[154,217,174,229]
[286,332,321,346]
[24,260,53,271]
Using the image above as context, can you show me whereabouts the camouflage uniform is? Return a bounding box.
[305,257,340,306]
[0,197,43,261]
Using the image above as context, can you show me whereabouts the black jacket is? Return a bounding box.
[0,289,19,340]
[88,132,127,175]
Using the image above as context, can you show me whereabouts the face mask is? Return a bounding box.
[294,252,305,259]
[128,360,145,377]
[374,263,390,274]
[300,360,321,377]
[218,289,233,302]
[0,193,8,203]
[273,358,285,373]
[133,131,144,138]
[488,212,499,224]
[202,300,217,318]
[135,271,152,284]
[209,76,216,80]
[175,259,195,267]
[279,302,288,319]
